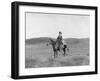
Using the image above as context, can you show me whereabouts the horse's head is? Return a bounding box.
[46,38,53,46]
[49,38,55,44]
[46,38,55,46]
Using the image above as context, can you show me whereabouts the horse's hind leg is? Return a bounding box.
[54,52,55,58]
[63,48,66,56]
[65,45,69,56]
[66,45,69,52]
[67,48,69,52]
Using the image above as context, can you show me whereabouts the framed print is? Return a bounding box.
[11,1,98,79]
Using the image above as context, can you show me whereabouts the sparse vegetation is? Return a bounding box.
[25,38,89,68]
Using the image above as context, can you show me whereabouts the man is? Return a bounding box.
[56,32,63,51]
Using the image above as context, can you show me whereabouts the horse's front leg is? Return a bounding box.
[54,50,57,58]
[54,51,56,58]
[56,51,58,57]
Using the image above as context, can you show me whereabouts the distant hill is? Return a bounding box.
[65,38,89,45]
[26,37,89,45]
[26,37,52,45]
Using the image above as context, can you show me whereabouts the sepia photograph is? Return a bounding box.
[25,12,90,68]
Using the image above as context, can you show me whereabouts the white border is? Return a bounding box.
[19,5,95,76]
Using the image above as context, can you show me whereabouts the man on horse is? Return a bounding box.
[56,31,63,51]
[47,32,69,57]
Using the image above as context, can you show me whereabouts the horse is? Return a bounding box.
[47,38,69,58]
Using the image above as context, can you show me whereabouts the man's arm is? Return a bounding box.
[57,36,59,40]
[61,36,63,40]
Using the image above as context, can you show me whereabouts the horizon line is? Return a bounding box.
[26,37,90,40]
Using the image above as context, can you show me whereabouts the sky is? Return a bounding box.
[26,12,90,39]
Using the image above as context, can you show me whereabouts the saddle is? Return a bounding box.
[56,40,66,51]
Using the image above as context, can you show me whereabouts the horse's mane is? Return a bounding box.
[49,38,56,45]
[49,38,55,42]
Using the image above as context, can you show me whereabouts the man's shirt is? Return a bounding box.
[57,35,63,44]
